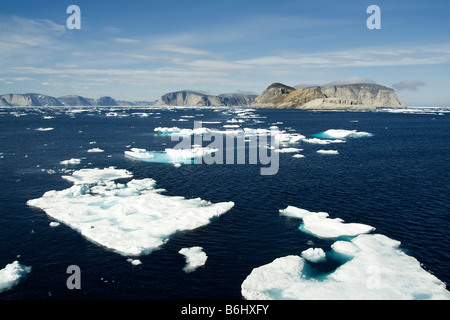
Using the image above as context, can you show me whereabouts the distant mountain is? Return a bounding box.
[0,93,64,107]
[0,93,155,107]
[58,95,94,106]
[249,83,405,110]
[155,91,257,107]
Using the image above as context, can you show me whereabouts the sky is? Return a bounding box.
[0,0,449,106]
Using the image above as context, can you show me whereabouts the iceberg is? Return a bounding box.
[28,167,234,256]
[242,206,450,300]
[35,127,54,131]
[87,148,104,153]
[0,261,31,293]
[179,246,208,273]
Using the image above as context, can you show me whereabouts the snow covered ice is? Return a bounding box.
[0,261,31,293]
[27,167,234,256]
[241,206,450,300]
[315,129,373,139]
[179,246,208,273]
[280,206,375,239]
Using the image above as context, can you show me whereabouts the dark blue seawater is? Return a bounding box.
[0,107,448,300]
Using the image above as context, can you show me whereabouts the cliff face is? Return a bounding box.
[155,91,256,107]
[0,94,150,107]
[0,93,63,107]
[250,83,405,110]
[58,95,94,106]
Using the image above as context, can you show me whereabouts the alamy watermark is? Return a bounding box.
[171,121,280,176]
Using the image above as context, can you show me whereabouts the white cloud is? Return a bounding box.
[392,80,426,91]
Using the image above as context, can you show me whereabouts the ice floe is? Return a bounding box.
[317,150,339,155]
[280,206,375,239]
[27,167,234,256]
[179,246,208,273]
[241,206,450,300]
[60,158,81,165]
[87,148,104,153]
[315,129,373,139]
[125,146,218,165]
[0,261,31,293]
[303,138,346,145]
[35,127,54,132]
[301,248,326,263]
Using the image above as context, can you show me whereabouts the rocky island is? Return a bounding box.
[0,82,405,110]
[154,91,256,107]
[249,83,405,110]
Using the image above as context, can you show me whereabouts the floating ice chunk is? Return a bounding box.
[301,248,326,263]
[317,129,373,139]
[60,158,81,165]
[62,167,133,185]
[292,154,305,158]
[49,221,60,227]
[274,148,303,153]
[0,261,31,293]
[242,233,450,300]
[179,246,208,273]
[317,150,339,155]
[127,258,142,265]
[87,148,104,153]
[35,127,54,131]
[303,138,346,145]
[125,146,217,165]
[28,168,234,256]
[280,206,375,239]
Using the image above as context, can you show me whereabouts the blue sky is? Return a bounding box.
[0,0,449,106]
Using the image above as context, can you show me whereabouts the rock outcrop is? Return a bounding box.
[250,83,405,110]
[155,91,256,107]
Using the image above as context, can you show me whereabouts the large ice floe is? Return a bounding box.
[0,261,31,293]
[241,206,450,300]
[125,146,218,165]
[27,167,234,256]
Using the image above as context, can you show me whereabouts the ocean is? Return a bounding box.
[0,106,449,300]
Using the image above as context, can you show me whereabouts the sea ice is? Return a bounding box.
[317,150,339,155]
[0,261,31,293]
[125,146,217,165]
[87,148,104,153]
[301,248,326,263]
[317,129,373,139]
[60,158,81,165]
[302,138,346,145]
[274,148,303,153]
[280,206,375,238]
[28,167,234,256]
[241,234,450,300]
[179,246,208,273]
[35,127,54,131]
[242,206,450,300]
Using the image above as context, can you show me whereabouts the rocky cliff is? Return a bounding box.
[250,83,405,110]
[0,93,154,107]
[155,91,256,107]
[0,93,64,107]
[58,95,95,106]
